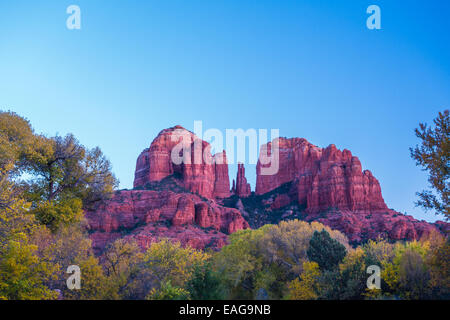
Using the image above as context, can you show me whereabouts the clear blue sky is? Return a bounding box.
[1,1,449,222]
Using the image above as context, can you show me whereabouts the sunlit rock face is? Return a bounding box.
[87,127,448,253]
[87,126,249,253]
[256,138,387,213]
[252,137,446,244]
[86,190,249,253]
[231,163,251,198]
[134,126,230,199]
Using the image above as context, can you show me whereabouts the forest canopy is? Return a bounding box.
[0,111,448,300]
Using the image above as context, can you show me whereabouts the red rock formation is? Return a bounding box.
[232,163,251,198]
[256,138,387,213]
[303,208,442,244]
[270,194,291,210]
[213,151,231,198]
[134,126,230,199]
[253,136,449,243]
[91,127,448,252]
[85,190,249,253]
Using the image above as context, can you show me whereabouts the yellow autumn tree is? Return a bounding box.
[143,239,210,289]
[286,261,321,300]
[0,233,59,300]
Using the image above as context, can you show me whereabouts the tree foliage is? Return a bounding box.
[0,111,118,231]
[307,230,347,271]
[186,262,225,300]
[286,261,321,300]
[143,239,210,289]
[0,110,449,300]
[147,280,190,300]
[213,220,349,299]
[410,109,449,219]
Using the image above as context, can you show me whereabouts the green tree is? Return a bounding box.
[24,134,118,207]
[146,281,190,300]
[0,111,40,212]
[0,111,117,299]
[1,111,118,231]
[213,227,269,299]
[307,230,347,271]
[186,262,224,300]
[143,239,210,292]
[381,240,432,299]
[0,111,36,172]
[410,110,449,219]
[214,221,349,300]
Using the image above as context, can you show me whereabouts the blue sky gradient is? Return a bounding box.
[1,1,449,222]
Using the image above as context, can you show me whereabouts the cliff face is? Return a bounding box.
[256,138,387,213]
[134,126,230,199]
[86,189,249,253]
[87,126,448,252]
[250,137,445,244]
[231,163,251,198]
[88,126,246,253]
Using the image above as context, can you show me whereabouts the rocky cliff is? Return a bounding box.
[134,126,230,199]
[256,138,387,213]
[88,126,246,253]
[245,137,445,244]
[231,163,251,198]
[86,188,248,253]
[87,127,448,252]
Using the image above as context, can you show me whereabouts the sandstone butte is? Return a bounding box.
[86,126,449,253]
[231,163,252,198]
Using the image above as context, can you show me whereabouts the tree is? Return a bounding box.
[0,111,40,212]
[146,281,190,300]
[307,230,347,271]
[143,240,210,290]
[213,227,268,299]
[427,239,450,299]
[410,110,449,220]
[381,240,432,299]
[102,239,145,299]
[0,235,58,300]
[186,262,224,300]
[286,261,321,300]
[1,111,118,231]
[213,221,349,300]
[0,111,36,172]
[21,133,117,230]
[63,255,109,300]
[0,175,58,300]
[31,222,112,300]
[24,134,118,208]
[261,221,348,277]
[398,249,431,299]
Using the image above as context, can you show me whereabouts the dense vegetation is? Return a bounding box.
[410,110,449,220]
[0,111,448,300]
